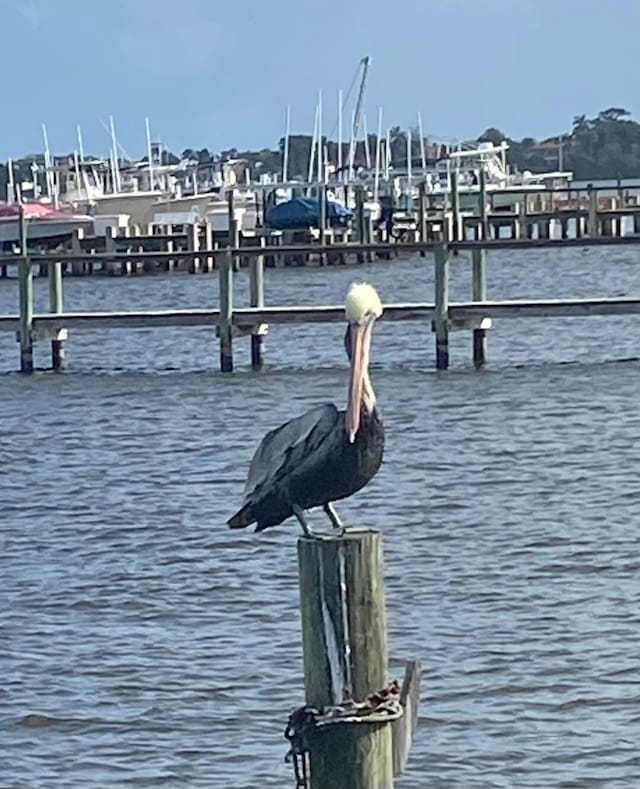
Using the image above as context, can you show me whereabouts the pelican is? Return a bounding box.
[227,282,384,535]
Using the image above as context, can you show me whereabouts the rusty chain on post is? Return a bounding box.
[284,680,403,789]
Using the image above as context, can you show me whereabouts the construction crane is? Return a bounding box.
[347,56,371,179]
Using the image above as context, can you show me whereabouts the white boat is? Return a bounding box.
[0,201,94,246]
[429,141,574,209]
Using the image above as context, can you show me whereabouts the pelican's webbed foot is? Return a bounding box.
[323,502,346,534]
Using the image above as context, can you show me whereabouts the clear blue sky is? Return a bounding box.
[0,0,638,160]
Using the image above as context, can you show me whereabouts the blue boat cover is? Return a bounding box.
[265,197,353,230]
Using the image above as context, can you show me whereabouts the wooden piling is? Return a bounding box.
[471,248,487,368]
[203,220,214,272]
[187,222,200,273]
[318,185,327,266]
[218,248,233,372]
[434,241,449,370]
[450,170,460,242]
[249,237,265,369]
[365,210,375,263]
[587,185,597,237]
[17,207,34,373]
[297,529,394,789]
[104,226,117,275]
[71,228,85,275]
[479,169,489,240]
[355,186,365,263]
[48,259,65,370]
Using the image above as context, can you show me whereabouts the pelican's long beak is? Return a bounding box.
[346,320,373,443]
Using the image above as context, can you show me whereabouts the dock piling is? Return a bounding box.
[587,185,597,236]
[187,222,200,273]
[218,248,234,372]
[450,171,461,242]
[203,220,214,272]
[355,186,365,263]
[471,248,487,368]
[17,208,34,373]
[249,237,265,369]
[104,226,117,275]
[297,529,394,789]
[479,169,489,240]
[318,185,327,266]
[434,241,450,370]
[48,259,66,370]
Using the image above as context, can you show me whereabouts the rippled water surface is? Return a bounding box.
[2,247,640,787]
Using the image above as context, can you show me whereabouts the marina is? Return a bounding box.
[1,185,640,376]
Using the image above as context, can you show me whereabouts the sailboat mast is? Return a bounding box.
[145,116,154,192]
[348,109,356,182]
[373,107,382,203]
[73,150,81,199]
[109,115,121,193]
[42,123,53,198]
[363,113,371,170]
[7,158,15,203]
[76,124,85,162]
[308,104,319,184]
[316,89,323,184]
[385,127,391,181]
[407,128,412,201]
[417,111,426,174]
[282,104,291,183]
[337,89,343,182]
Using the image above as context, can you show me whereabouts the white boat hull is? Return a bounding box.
[0,216,94,246]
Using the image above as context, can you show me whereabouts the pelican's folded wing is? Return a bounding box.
[242,403,341,502]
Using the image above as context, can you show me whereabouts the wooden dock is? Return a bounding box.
[2,200,640,374]
[2,179,640,278]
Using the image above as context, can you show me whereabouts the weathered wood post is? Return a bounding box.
[187,221,200,273]
[516,194,527,240]
[249,236,265,369]
[48,257,66,370]
[364,205,375,263]
[218,247,233,372]
[203,219,214,272]
[17,206,34,373]
[472,247,487,368]
[219,199,235,372]
[104,226,117,275]
[355,186,365,263]
[479,168,489,240]
[318,184,327,266]
[434,240,450,370]
[450,170,460,242]
[297,529,394,789]
[587,184,597,237]
[71,228,85,276]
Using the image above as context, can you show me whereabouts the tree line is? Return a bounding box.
[1,108,638,199]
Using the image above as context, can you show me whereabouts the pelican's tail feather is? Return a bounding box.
[227,502,255,529]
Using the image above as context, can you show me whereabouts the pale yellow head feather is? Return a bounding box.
[345,282,383,325]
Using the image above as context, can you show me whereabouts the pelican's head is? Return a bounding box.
[344,282,383,443]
